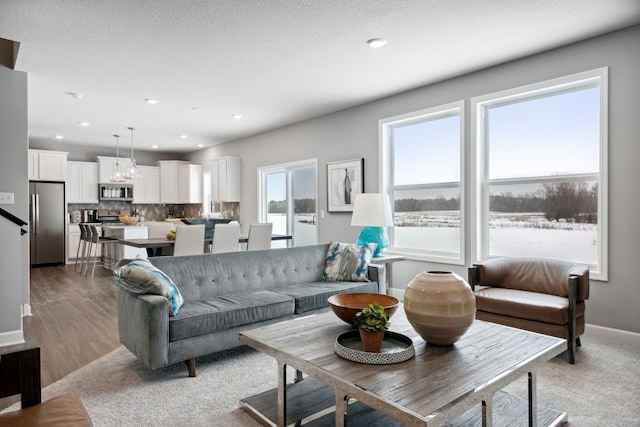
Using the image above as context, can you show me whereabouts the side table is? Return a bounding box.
[370,254,406,294]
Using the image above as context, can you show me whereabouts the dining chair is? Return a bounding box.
[246,223,273,251]
[147,222,175,238]
[211,222,241,254]
[174,224,206,256]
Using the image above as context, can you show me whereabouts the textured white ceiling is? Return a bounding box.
[1,0,639,153]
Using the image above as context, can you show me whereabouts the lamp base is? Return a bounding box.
[357,226,388,257]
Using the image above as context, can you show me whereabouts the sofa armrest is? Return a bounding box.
[367,263,386,294]
[115,286,169,370]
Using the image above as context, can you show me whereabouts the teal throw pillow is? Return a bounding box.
[322,242,377,282]
[113,256,184,316]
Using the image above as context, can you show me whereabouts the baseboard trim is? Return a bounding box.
[22,303,32,317]
[585,324,640,345]
[0,329,25,348]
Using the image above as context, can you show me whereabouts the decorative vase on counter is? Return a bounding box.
[403,271,476,346]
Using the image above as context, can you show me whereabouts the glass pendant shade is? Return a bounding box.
[110,134,126,182]
[123,127,143,180]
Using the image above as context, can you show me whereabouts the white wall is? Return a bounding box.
[186,25,640,333]
[0,64,28,345]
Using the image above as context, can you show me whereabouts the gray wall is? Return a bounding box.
[0,64,28,342]
[186,25,640,333]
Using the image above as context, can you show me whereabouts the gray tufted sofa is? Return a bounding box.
[115,244,385,376]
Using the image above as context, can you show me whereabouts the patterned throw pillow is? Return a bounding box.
[113,256,184,316]
[322,242,377,282]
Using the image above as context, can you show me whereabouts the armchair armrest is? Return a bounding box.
[115,286,170,370]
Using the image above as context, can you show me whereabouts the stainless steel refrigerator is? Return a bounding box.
[29,181,65,265]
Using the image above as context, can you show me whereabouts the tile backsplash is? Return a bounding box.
[68,202,240,222]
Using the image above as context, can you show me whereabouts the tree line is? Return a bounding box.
[268,198,316,214]
[393,181,597,224]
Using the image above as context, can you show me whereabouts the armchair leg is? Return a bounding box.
[576,336,582,347]
[186,358,196,377]
[567,341,575,364]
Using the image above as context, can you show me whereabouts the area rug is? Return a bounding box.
[3,334,639,426]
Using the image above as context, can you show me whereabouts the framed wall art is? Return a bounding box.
[326,158,364,212]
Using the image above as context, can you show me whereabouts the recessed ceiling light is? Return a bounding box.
[366,38,387,48]
[192,107,204,111]
[232,114,243,119]
[151,145,159,149]
[78,121,90,126]
[197,144,204,148]
[66,92,83,99]
[54,135,64,139]
[145,98,160,105]
[179,134,188,139]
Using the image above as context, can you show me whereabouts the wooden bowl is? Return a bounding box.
[328,293,400,325]
[119,215,139,225]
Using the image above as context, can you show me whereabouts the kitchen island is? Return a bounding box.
[102,225,148,265]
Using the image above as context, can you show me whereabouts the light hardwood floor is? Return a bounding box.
[1,262,120,410]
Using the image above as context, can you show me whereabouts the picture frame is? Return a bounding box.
[327,158,364,212]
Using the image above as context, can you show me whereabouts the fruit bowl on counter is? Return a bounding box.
[119,215,139,225]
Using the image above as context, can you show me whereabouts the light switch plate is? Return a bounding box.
[0,192,15,204]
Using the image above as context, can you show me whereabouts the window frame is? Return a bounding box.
[380,101,466,265]
[471,67,609,280]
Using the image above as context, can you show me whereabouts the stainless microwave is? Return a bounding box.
[99,183,133,201]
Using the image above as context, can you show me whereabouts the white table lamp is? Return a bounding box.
[351,193,394,257]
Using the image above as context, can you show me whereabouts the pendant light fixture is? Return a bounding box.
[110,134,125,182]
[123,126,143,180]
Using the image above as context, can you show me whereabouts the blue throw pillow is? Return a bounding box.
[113,256,184,316]
[322,242,377,282]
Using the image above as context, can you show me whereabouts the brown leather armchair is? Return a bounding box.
[0,347,92,426]
[468,258,589,363]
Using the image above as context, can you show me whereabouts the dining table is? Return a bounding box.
[118,234,293,257]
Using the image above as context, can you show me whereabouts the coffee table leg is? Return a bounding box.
[277,362,287,427]
[528,371,537,427]
[335,390,348,427]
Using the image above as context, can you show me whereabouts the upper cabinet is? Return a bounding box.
[178,164,203,204]
[158,161,202,204]
[67,161,99,203]
[96,156,121,183]
[133,165,160,204]
[211,157,241,202]
[29,149,68,181]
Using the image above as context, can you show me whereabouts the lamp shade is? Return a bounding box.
[351,193,394,227]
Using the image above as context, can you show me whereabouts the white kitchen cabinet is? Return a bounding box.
[178,164,203,204]
[103,225,148,260]
[211,157,240,202]
[96,156,121,183]
[133,165,160,204]
[67,161,99,203]
[28,149,68,181]
[158,161,186,204]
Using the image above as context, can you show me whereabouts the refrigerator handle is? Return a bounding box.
[33,193,39,235]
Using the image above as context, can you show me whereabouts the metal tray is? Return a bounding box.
[334,330,415,364]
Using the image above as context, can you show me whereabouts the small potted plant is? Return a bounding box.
[354,304,390,353]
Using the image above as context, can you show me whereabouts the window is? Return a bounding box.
[380,102,464,264]
[258,159,318,248]
[473,68,608,279]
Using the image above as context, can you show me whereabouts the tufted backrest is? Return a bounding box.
[473,257,589,301]
[149,244,332,301]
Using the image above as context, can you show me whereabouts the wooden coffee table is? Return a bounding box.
[240,307,567,427]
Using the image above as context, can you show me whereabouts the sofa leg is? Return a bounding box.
[186,358,196,377]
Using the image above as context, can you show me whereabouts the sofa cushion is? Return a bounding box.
[322,242,377,282]
[272,281,378,314]
[168,290,294,341]
[113,256,184,316]
[475,287,586,325]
